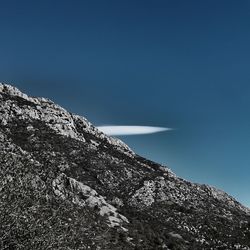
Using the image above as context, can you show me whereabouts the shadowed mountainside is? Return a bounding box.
[0,83,250,249]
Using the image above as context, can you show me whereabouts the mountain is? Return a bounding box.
[0,83,249,250]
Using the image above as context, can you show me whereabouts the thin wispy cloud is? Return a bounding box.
[97,125,173,136]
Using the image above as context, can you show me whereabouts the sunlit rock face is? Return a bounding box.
[0,83,250,250]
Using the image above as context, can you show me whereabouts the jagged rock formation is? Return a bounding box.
[0,83,250,250]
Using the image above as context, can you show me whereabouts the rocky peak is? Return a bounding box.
[0,83,134,156]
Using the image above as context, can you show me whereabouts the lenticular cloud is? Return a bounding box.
[97,126,173,136]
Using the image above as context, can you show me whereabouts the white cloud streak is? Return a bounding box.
[97,125,173,136]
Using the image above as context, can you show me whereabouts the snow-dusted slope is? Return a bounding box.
[0,83,250,250]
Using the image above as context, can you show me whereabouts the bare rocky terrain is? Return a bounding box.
[0,83,250,249]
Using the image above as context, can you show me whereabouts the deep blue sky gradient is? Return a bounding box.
[0,0,250,207]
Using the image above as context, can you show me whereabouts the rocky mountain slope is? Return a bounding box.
[0,83,250,250]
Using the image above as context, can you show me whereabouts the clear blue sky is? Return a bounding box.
[0,0,250,207]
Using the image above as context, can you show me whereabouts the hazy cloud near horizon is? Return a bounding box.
[97,125,173,136]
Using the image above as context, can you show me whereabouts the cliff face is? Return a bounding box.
[0,83,249,250]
